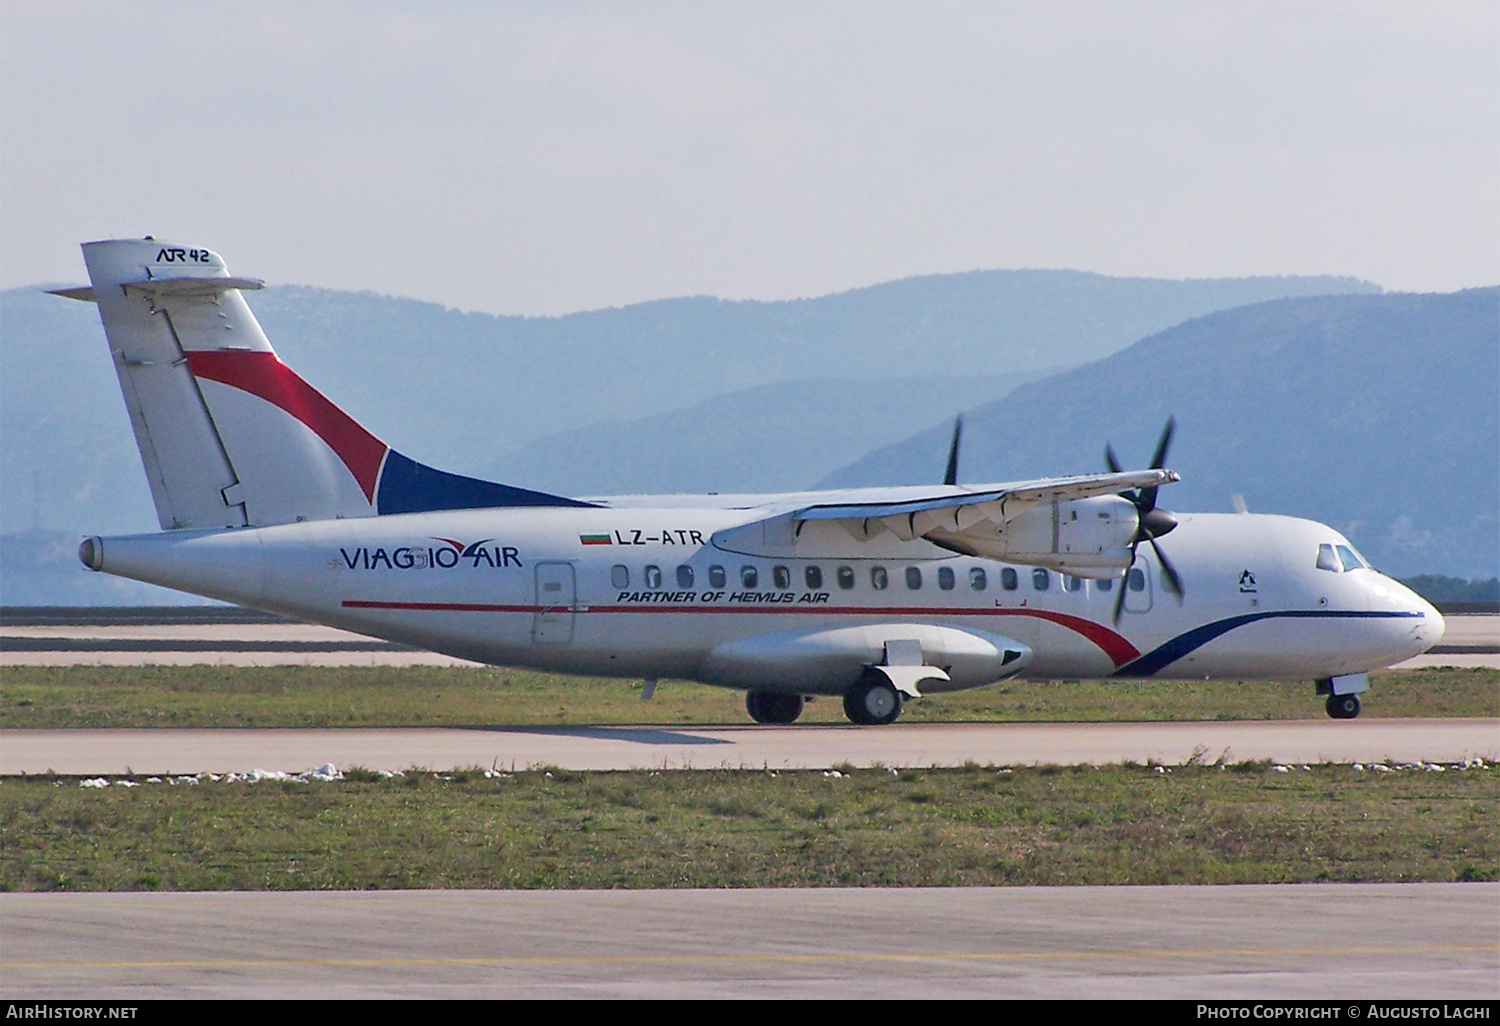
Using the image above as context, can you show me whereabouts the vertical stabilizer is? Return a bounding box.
[67,238,595,531]
[79,239,381,528]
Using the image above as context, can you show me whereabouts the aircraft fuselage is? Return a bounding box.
[86,502,1442,692]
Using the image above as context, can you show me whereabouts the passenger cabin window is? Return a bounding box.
[937,567,955,591]
[1128,568,1145,592]
[905,567,923,590]
[1032,568,1050,591]
[1064,574,1083,592]
[1001,567,1018,591]
[741,565,759,588]
[1097,577,1113,592]
[676,564,694,589]
[871,566,889,590]
[805,565,823,589]
[1316,544,1340,572]
[610,565,629,589]
[837,566,856,590]
[644,565,662,589]
[969,567,988,591]
[708,565,727,589]
[773,565,791,589]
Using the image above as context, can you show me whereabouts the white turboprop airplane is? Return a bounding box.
[53,239,1444,724]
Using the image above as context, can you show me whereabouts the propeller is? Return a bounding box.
[1105,416,1184,623]
[943,415,964,487]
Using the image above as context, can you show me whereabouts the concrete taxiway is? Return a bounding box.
[3,884,1495,999]
[3,719,1496,775]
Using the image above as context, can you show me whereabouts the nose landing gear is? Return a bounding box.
[1325,693,1361,719]
[1317,673,1367,719]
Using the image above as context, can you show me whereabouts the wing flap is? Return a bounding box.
[792,469,1175,528]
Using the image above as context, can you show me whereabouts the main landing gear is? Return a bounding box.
[746,689,805,725]
[1325,693,1361,720]
[843,675,902,726]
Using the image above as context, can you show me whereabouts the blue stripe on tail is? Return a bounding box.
[375,451,598,515]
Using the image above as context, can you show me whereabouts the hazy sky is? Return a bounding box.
[3,1,1496,316]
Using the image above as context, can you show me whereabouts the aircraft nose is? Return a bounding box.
[1416,597,1446,649]
[1372,575,1445,653]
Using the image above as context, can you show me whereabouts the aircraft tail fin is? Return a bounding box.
[66,238,591,530]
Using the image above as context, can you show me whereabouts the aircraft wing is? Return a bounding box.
[788,469,1176,543]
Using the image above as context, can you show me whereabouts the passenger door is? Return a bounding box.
[532,561,576,644]
[1122,559,1154,615]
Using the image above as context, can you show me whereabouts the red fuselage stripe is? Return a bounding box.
[186,350,388,502]
[340,600,1142,666]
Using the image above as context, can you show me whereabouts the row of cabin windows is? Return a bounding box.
[610,563,1149,594]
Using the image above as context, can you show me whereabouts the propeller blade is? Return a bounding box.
[1149,416,1176,470]
[1104,444,1122,475]
[1105,415,1182,621]
[944,415,964,487]
[1112,563,1131,625]
[1148,535,1185,600]
[1138,483,1158,516]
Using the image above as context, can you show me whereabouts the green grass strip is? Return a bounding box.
[3,763,1494,891]
[2,665,1495,729]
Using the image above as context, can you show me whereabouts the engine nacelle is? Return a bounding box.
[698,623,1032,696]
[926,495,1137,578]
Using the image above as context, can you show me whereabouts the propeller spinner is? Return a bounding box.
[1105,416,1184,623]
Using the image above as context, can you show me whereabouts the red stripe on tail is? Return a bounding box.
[186,351,388,502]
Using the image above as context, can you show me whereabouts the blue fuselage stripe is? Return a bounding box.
[1114,610,1427,677]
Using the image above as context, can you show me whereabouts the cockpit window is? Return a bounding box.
[1336,544,1368,572]
[1316,544,1340,572]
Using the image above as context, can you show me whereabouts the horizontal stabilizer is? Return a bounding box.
[123,276,264,298]
[47,286,96,302]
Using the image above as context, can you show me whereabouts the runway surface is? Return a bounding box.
[3,884,1496,999]
[4,719,1496,775]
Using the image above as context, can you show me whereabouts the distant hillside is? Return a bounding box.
[822,289,1500,578]
[483,371,1053,495]
[247,271,1378,462]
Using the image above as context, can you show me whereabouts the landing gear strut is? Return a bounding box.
[1325,693,1361,720]
[843,675,902,725]
[746,690,805,725]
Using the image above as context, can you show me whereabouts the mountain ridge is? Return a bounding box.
[820,287,1500,578]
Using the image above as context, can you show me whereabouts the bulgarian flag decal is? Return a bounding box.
[579,533,612,546]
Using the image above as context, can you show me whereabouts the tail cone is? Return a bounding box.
[78,536,102,571]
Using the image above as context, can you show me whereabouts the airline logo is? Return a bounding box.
[333,537,523,571]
